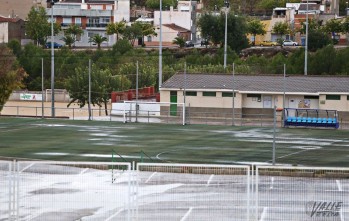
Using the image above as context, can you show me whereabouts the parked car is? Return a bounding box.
[259,41,279,47]
[45,42,63,48]
[185,41,194,47]
[283,40,298,46]
[200,39,209,47]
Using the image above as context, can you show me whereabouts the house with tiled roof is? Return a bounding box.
[160,73,349,120]
[0,16,25,43]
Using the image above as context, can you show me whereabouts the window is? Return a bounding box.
[247,94,261,99]
[347,95,349,100]
[75,17,81,24]
[185,91,197,96]
[304,95,319,99]
[326,95,341,100]
[222,92,236,97]
[170,91,177,96]
[203,92,216,97]
[63,17,72,24]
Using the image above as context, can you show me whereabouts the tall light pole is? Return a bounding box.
[224,0,229,69]
[346,2,348,16]
[51,0,55,117]
[159,0,163,90]
[304,0,308,76]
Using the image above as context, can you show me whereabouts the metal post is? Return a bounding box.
[283,64,286,127]
[184,62,187,125]
[272,105,276,165]
[51,1,55,117]
[88,59,91,121]
[136,61,139,123]
[224,1,229,69]
[41,58,44,118]
[159,0,163,89]
[232,63,235,126]
[304,0,308,76]
[184,62,186,106]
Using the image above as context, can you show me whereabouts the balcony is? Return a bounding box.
[61,23,82,28]
[86,23,108,29]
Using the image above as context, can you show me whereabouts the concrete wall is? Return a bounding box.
[0,23,8,43]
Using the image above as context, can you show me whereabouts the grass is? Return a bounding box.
[1,117,349,167]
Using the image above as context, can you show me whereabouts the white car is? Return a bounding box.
[283,40,298,46]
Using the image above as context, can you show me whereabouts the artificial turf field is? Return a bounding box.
[1,117,349,167]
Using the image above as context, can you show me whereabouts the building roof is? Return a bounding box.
[163,23,190,33]
[298,3,320,11]
[0,16,23,23]
[161,74,349,94]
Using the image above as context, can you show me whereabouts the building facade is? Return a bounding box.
[46,0,130,47]
[0,16,25,43]
[160,74,349,120]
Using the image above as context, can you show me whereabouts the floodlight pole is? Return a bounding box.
[272,105,276,165]
[232,63,235,126]
[159,0,163,90]
[51,0,55,117]
[136,61,139,123]
[304,0,308,76]
[42,58,44,119]
[224,0,229,69]
[88,59,91,121]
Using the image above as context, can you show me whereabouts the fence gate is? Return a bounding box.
[136,163,251,221]
[256,166,349,221]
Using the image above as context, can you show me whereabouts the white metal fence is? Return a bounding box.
[2,161,349,221]
[256,166,349,221]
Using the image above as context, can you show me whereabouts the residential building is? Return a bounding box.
[160,73,349,120]
[152,1,197,44]
[46,0,130,47]
[0,16,25,44]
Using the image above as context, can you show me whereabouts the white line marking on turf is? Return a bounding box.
[259,207,268,221]
[80,168,89,175]
[105,209,123,221]
[20,163,35,173]
[206,174,214,186]
[145,172,157,183]
[336,180,342,191]
[270,177,274,189]
[180,207,193,221]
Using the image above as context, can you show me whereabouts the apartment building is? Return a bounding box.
[46,0,130,47]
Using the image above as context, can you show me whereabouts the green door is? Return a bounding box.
[170,91,177,116]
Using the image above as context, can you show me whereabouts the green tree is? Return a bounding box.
[0,45,27,111]
[342,17,349,34]
[247,19,266,45]
[308,29,332,51]
[272,21,289,43]
[61,35,75,48]
[172,36,186,48]
[65,24,83,47]
[26,6,60,46]
[198,12,249,52]
[106,21,126,41]
[145,0,177,10]
[112,39,133,54]
[135,22,157,46]
[123,25,142,46]
[65,64,123,115]
[89,34,108,49]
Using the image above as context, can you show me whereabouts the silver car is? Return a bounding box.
[283,40,298,46]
